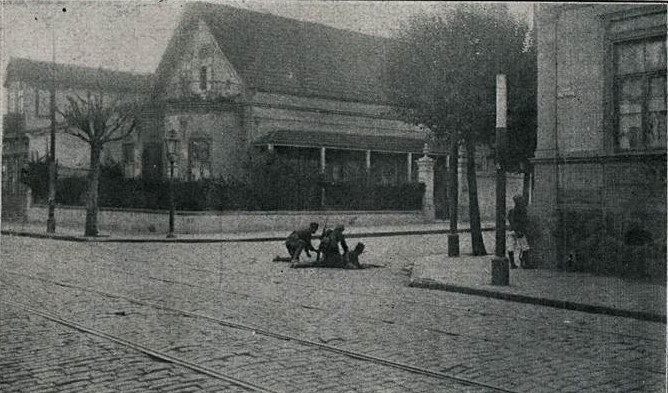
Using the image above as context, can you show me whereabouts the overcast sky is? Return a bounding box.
[2,1,533,75]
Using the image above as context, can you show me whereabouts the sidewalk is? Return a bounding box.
[410,254,666,323]
[0,220,493,243]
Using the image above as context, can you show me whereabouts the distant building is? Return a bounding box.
[150,5,441,176]
[2,58,152,217]
[140,2,454,215]
[532,4,666,280]
[3,2,524,221]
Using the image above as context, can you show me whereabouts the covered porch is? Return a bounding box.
[252,130,449,217]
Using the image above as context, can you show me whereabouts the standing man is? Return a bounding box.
[507,195,530,268]
[285,222,319,263]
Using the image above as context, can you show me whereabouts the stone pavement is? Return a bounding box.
[1,232,664,392]
[0,303,249,393]
[2,219,665,323]
[410,254,666,323]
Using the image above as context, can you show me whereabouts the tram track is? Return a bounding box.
[3,268,664,381]
[4,254,664,377]
[51,242,665,344]
[1,299,277,393]
[2,236,664,392]
[1,274,519,393]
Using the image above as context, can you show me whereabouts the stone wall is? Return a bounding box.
[25,205,425,234]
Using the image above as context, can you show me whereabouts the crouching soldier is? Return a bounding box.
[317,224,348,268]
[285,222,319,263]
[292,224,358,269]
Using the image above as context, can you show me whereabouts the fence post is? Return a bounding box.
[417,146,435,222]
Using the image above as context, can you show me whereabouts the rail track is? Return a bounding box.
[48,240,665,342]
[1,274,518,393]
[4,250,664,377]
[1,236,664,392]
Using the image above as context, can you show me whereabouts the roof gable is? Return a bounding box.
[155,3,394,104]
[163,19,243,100]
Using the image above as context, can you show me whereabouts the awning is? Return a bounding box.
[253,130,447,155]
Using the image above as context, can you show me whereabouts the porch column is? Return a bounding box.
[320,147,326,208]
[365,150,371,184]
[320,147,326,173]
[458,148,467,221]
[267,143,274,153]
[417,146,436,222]
[407,152,413,182]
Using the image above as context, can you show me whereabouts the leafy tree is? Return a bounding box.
[386,3,535,255]
[58,94,140,236]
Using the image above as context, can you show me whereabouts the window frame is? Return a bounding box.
[188,138,212,181]
[612,36,667,152]
[603,9,666,154]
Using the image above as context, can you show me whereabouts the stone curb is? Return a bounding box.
[1,226,494,243]
[408,277,667,323]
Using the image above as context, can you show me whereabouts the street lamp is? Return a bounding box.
[46,13,57,234]
[164,129,180,238]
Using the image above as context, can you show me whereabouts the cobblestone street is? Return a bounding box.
[1,232,665,392]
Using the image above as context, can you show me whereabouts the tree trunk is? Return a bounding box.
[84,143,102,237]
[466,139,487,256]
[447,138,460,256]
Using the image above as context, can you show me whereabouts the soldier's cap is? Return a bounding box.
[334,224,345,232]
[309,222,319,230]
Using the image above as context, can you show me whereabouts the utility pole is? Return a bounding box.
[46,16,57,233]
[491,74,509,285]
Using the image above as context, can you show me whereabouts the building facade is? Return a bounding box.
[1,58,152,217]
[142,3,450,214]
[4,2,526,222]
[532,4,666,280]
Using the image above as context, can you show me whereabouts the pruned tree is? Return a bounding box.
[59,94,140,236]
[386,3,535,255]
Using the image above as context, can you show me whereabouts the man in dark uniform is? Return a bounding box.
[318,224,349,268]
[292,224,350,268]
[285,222,319,263]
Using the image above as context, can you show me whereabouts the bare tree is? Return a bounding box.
[59,94,139,236]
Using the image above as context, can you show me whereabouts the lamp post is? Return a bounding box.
[46,13,57,233]
[164,129,180,238]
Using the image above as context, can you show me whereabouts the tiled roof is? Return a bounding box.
[253,130,446,155]
[5,58,154,94]
[155,3,394,104]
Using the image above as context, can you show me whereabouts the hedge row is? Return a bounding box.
[23,161,424,212]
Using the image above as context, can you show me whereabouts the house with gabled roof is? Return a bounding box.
[5,2,525,222]
[2,58,152,217]
[144,2,450,215]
